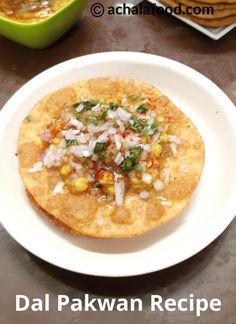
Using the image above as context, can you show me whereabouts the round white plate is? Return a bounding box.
[0,52,236,277]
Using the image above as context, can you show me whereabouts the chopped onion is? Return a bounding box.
[88,122,109,133]
[91,103,101,112]
[116,107,131,121]
[108,110,117,119]
[75,103,84,113]
[28,162,43,173]
[161,201,172,207]
[114,152,124,165]
[96,131,109,143]
[139,190,150,199]
[142,173,152,184]
[170,143,177,157]
[153,179,165,191]
[52,181,65,196]
[108,127,117,135]
[116,119,125,133]
[143,144,151,152]
[114,180,125,207]
[92,154,98,161]
[62,129,80,140]
[40,129,52,142]
[69,119,83,130]
[160,168,170,184]
[168,135,182,145]
[43,146,66,168]
[114,134,122,150]
[124,134,140,148]
[76,133,90,144]
[70,162,83,170]
[70,145,93,157]
[87,175,95,182]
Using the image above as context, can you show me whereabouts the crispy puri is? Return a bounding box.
[18,78,204,238]
[175,0,236,10]
[161,0,236,18]
[161,0,236,26]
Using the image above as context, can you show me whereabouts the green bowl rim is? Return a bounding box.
[0,0,81,27]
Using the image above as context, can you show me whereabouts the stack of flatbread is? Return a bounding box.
[160,0,236,27]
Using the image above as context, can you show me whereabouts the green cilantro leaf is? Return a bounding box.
[136,104,148,113]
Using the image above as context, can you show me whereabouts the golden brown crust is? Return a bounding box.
[18,77,205,238]
[175,0,236,10]
[161,0,236,26]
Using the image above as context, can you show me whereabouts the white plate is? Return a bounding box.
[0,52,236,277]
[147,0,236,40]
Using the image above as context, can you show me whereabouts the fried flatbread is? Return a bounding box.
[175,0,236,10]
[161,0,236,25]
[18,78,204,238]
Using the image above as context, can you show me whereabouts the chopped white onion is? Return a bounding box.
[160,168,170,184]
[52,181,65,196]
[142,173,152,184]
[40,130,52,142]
[87,122,109,133]
[96,131,109,143]
[76,133,90,144]
[87,175,95,182]
[91,103,101,111]
[153,179,165,191]
[62,129,80,140]
[69,119,83,130]
[170,143,177,157]
[107,110,117,119]
[114,180,125,207]
[116,119,125,133]
[143,144,151,152]
[28,162,43,173]
[114,134,122,150]
[70,162,83,170]
[108,127,117,135]
[92,154,98,161]
[168,135,182,145]
[114,152,124,165]
[75,103,84,113]
[161,201,172,207]
[124,134,140,148]
[139,190,150,200]
[116,107,131,121]
[70,145,93,157]
[43,146,66,168]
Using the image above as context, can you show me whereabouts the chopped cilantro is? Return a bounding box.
[130,146,143,159]
[151,121,159,134]
[121,157,134,175]
[99,107,109,122]
[93,182,101,188]
[128,116,143,133]
[73,100,99,114]
[134,163,143,174]
[121,146,143,176]
[136,104,148,113]
[94,142,106,153]
[24,115,32,123]
[109,102,119,110]
[66,139,78,147]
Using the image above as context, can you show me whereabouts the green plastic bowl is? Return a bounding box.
[0,0,88,49]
